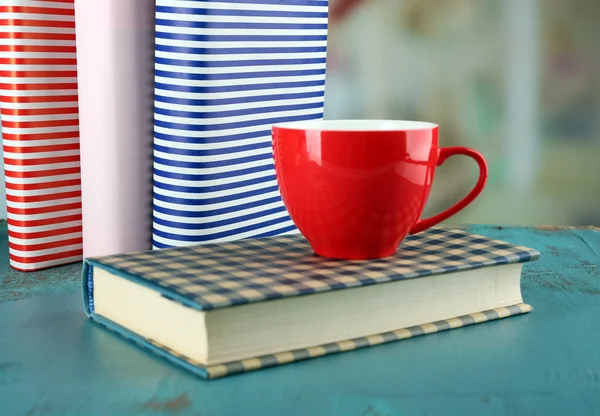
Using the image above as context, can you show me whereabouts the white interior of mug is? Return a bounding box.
[273,119,438,131]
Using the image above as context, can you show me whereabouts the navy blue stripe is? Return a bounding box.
[154,152,272,169]
[156,6,328,18]
[153,205,287,230]
[154,79,324,94]
[154,112,323,132]
[156,19,328,30]
[154,68,326,81]
[154,129,271,145]
[153,184,280,206]
[154,195,283,218]
[153,164,272,182]
[156,44,327,55]
[154,142,270,157]
[154,111,321,144]
[153,174,274,193]
[153,222,298,249]
[155,32,328,42]
[154,90,324,107]
[154,141,270,157]
[152,215,292,245]
[154,56,326,68]
[155,101,323,120]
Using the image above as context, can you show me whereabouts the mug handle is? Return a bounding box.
[409,147,488,234]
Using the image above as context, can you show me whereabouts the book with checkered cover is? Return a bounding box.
[0,0,83,271]
[82,228,540,379]
[152,0,329,249]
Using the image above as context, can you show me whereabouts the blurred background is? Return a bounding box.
[1,0,599,226]
[324,0,600,226]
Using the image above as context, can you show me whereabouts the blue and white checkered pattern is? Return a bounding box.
[90,227,541,311]
[152,0,329,249]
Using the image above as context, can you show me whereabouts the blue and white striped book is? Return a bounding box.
[152,0,329,249]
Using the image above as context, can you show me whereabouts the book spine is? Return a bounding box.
[0,0,83,271]
[152,0,329,249]
[74,0,155,258]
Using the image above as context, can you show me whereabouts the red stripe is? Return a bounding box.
[4,155,80,166]
[0,45,76,53]
[0,32,75,41]
[2,119,79,129]
[4,167,80,178]
[0,6,75,16]
[5,179,80,191]
[0,57,76,65]
[1,132,79,142]
[2,133,80,144]
[7,202,80,215]
[8,225,81,240]
[0,95,79,104]
[0,82,77,90]
[0,19,75,29]
[3,143,80,154]
[9,237,82,252]
[1,106,78,116]
[10,249,83,265]
[0,70,77,78]
[6,189,80,203]
[8,213,81,227]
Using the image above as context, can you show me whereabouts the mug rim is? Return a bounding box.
[272,119,438,132]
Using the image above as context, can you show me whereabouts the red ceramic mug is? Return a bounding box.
[272,120,488,260]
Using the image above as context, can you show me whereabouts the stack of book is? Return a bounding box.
[1,1,541,378]
[1,0,329,267]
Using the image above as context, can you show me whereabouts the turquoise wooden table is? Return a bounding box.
[1,221,600,415]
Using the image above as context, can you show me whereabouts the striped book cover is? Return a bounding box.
[0,0,82,271]
[152,0,329,249]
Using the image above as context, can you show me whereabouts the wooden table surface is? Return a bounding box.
[1,222,600,416]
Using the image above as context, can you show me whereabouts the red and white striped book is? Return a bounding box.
[0,0,82,271]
